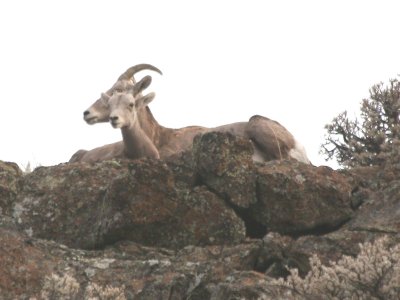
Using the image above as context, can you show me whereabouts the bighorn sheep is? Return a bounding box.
[106,79,159,159]
[71,65,310,164]
[69,65,162,163]
[69,76,159,163]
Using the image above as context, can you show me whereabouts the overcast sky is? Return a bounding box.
[1,1,399,169]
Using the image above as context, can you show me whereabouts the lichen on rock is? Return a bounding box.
[1,132,399,298]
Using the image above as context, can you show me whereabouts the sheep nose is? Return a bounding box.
[83,110,90,116]
[110,116,119,122]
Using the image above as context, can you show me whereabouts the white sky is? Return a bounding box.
[1,1,399,169]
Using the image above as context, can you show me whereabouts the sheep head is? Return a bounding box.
[107,76,155,129]
[83,64,161,124]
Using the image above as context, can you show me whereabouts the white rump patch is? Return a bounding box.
[289,140,311,164]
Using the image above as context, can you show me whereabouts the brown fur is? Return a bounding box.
[72,65,310,164]
[134,109,304,163]
[71,101,309,164]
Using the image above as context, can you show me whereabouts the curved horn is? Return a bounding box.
[117,64,162,81]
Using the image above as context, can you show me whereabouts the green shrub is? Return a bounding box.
[321,77,400,168]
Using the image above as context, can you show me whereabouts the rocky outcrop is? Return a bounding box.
[0,226,263,299]
[1,132,399,299]
[194,132,353,237]
[12,159,245,250]
[193,132,257,208]
[0,161,22,218]
[253,161,352,235]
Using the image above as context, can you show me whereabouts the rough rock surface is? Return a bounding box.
[13,159,245,250]
[252,161,353,235]
[193,132,257,208]
[0,161,22,217]
[1,131,399,299]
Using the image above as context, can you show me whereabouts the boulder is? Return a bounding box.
[13,159,245,249]
[193,132,257,208]
[252,161,353,235]
[347,179,400,234]
[14,160,129,248]
[251,168,400,277]
[0,161,22,229]
[192,132,353,236]
[0,161,22,216]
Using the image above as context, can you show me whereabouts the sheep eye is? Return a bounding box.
[129,102,135,108]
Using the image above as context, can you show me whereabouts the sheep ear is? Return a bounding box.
[133,75,152,96]
[136,92,155,108]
